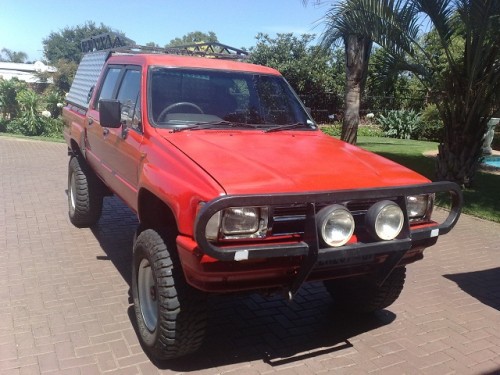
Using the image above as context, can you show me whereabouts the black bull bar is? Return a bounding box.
[194,181,463,297]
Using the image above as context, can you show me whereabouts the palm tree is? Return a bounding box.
[307,0,499,187]
[304,0,412,144]
[0,48,28,63]
[368,0,499,187]
[411,0,499,187]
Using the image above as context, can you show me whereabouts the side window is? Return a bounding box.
[116,69,141,131]
[96,67,121,105]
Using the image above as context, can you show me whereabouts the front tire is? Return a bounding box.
[132,229,208,360]
[324,266,406,313]
[67,156,103,227]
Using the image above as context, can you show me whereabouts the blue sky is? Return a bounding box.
[0,0,332,62]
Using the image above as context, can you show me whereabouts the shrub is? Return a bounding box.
[0,78,26,119]
[42,117,64,137]
[377,109,422,139]
[358,125,384,137]
[320,123,342,137]
[415,104,443,141]
[3,87,64,138]
[0,117,7,132]
[7,89,48,136]
[320,123,384,138]
[43,89,64,118]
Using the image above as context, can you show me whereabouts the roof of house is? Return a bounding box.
[0,61,56,83]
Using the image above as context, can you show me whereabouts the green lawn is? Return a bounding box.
[356,136,500,223]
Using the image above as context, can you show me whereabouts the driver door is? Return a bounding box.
[104,67,144,210]
[86,65,144,210]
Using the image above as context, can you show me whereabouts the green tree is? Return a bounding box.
[249,33,344,118]
[145,42,160,48]
[49,59,78,94]
[0,48,28,63]
[42,21,129,64]
[166,31,218,47]
[366,47,426,112]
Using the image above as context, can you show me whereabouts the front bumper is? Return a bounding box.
[193,181,462,296]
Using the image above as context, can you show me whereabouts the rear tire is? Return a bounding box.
[132,229,208,360]
[324,266,406,313]
[67,156,103,227]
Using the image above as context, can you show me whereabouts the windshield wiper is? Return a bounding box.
[171,120,260,133]
[264,122,309,133]
[170,122,219,133]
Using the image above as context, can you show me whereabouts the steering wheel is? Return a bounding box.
[158,102,204,121]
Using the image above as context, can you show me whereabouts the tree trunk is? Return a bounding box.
[341,34,372,145]
[436,117,487,188]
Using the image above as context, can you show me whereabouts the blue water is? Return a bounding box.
[483,156,500,168]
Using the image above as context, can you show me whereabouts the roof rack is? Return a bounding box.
[81,33,249,60]
[166,42,249,59]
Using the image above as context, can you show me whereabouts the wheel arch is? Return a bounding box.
[137,189,179,235]
[69,138,83,157]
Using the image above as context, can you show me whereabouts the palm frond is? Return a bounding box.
[318,0,423,57]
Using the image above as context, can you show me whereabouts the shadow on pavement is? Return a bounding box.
[444,267,500,311]
[90,195,398,371]
[481,368,500,375]
[90,196,138,287]
[155,290,396,371]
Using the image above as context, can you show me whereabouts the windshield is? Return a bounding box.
[148,67,315,130]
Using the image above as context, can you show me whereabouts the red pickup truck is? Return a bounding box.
[63,38,462,360]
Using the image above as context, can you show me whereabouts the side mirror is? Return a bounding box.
[99,99,122,128]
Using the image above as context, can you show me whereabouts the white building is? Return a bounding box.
[0,61,56,83]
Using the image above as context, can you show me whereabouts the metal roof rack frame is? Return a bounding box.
[81,33,249,60]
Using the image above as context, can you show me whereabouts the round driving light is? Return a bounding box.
[317,205,355,247]
[366,200,404,241]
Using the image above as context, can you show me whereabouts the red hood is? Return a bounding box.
[159,129,429,195]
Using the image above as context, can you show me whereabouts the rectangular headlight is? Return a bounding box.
[406,194,434,221]
[222,207,260,235]
[205,206,269,241]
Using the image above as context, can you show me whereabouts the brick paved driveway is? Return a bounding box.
[1,136,499,374]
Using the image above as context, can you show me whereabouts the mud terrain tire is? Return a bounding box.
[67,156,103,227]
[132,229,208,360]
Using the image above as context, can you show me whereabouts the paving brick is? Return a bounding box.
[37,352,59,373]
[95,351,118,372]
[19,364,41,375]
[58,355,96,370]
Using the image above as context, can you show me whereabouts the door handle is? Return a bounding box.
[88,118,94,125]
[103,128,109,136]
